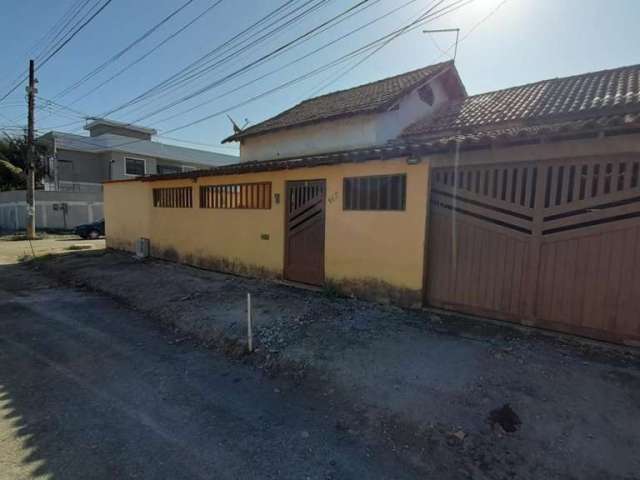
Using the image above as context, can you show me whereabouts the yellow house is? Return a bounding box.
[104,62,640,345]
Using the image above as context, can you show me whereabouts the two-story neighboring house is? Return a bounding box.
[0,118,237,232]
[38,118,237,192]
[222,61,464,161]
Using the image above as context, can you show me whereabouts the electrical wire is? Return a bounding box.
[90,0,472,145]
[65,0,226,106]
[159,0,471,134]
[305,0,464,98]
[0,0,90,93]
[108,0,317,114]
[116,0,351,119]
[98,0,328,117]
[25,0,477,156]
[0,0,113,104]
[35,1,311,128]
[52,0,199,100]
[151,0,419,126]
[127,0,375,124]
[38,0,114,69]
[34,0,95,64]
[434,0,509,59]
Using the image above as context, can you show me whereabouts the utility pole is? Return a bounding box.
[25,59,38,239]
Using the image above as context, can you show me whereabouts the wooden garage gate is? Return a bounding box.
[425,154,640,344]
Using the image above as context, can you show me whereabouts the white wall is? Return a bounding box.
[239,114,380,162]
[376,77,449,141]
[239,77,450,162]
[0,190,103,232]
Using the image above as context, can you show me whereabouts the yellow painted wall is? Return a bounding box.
[104,157,430,305]
[104,180,152,251]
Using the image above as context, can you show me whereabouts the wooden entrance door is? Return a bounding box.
[284,180,326,286]
[425,155,640,344]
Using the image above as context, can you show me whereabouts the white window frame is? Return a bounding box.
[124,156,147,177]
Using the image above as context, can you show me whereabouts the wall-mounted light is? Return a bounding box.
[274,193,280,204]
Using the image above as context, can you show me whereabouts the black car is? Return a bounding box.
[74,220,105,239]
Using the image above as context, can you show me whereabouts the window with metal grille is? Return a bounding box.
[200,182,272,209]
[343,174,406,211]
[152,187,193,208]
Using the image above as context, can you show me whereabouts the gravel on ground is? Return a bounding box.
[23,249,640,479]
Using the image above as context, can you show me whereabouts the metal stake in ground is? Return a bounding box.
[25,59,38,240]
[246,293,253,353]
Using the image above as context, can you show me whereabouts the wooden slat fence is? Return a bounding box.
[426,154,640,344]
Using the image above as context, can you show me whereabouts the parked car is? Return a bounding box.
[75,220,105,239]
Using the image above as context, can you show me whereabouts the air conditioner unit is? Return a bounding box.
[135,237,150,258]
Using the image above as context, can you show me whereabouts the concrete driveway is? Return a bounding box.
[0,264,420,480]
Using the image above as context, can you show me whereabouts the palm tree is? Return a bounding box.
[0,133,47,190]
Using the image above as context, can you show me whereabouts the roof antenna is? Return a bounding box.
[226,114,243,134]
[423,28,460,62]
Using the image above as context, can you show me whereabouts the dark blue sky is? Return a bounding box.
[1,0,638,155]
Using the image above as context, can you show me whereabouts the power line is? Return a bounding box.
[307,0,476,98]
[31,0,90,54]
[34,0,95,64]
[0,0,90,93]
[53,0,200,100]
[115,0,346,120]
[34,1,310,129]
[141,0,465,127]
[99,0,327,118]
[151,0,418,126]
[30,0,476,156]
[127,0,375,124]
[65,0,226,106]
[37,95,89,118]
[39,0,424,129]
[54,0,471,151]
[439,0,509,58]
[32,0,473,156]
[0,0,113,104]
[135,0,388,124]
[111,0,317,116]
[38,0,114,69]
[156,0,472,136]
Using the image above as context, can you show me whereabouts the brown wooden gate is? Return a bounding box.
[425,154,640,344]
[284,180,326,286]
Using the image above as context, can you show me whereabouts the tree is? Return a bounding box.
[0,133,47,191]
[0,134,29,171]
[0,158,25,191]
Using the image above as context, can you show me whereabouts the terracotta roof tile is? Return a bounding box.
[402,63,640,139]
[223,61,455,142]
[124,110,640,185]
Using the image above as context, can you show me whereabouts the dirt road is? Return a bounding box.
[0,264,421,480]
[0,235,104,265]
[2,241,640,479]
[30,250,640,480]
